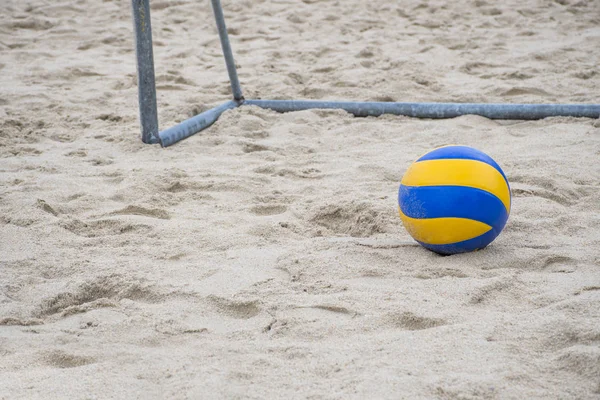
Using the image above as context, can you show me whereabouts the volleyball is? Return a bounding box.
[398,145,511,255]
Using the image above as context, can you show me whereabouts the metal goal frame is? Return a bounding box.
[131,0,600,147]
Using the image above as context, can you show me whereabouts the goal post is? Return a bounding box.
[131,0,600,147]
[131,0,159,144]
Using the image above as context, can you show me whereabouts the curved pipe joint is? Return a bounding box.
[158,100,240,147]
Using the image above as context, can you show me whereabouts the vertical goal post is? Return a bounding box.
[131,0,600,147]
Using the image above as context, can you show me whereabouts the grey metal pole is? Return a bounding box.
[210,0,244,101]
[131,0,160,144]
[159,100,240,147]
[245,100,600,120]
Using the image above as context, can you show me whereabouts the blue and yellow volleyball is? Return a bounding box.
[398,146,511,255]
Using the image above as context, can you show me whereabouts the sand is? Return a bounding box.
[1,0,599,398]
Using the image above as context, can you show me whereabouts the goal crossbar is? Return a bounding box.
[131,0,600,147]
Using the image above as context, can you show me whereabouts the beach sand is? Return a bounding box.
[1,0,599,398]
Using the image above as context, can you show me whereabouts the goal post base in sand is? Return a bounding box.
[131,0,600,147]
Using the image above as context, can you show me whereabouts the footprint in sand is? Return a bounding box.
[59,218,152,238]
[309,201,389,237]
[108,205,170,220]
[36,199,59,216]
[207,295,262,319]
[35,275,163,318]
[511,175,582,206]
[499,87,552,97]
[383,311,447,331]
[64,149,87,158]
[41,350,96,369]
[249,204,288,216]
